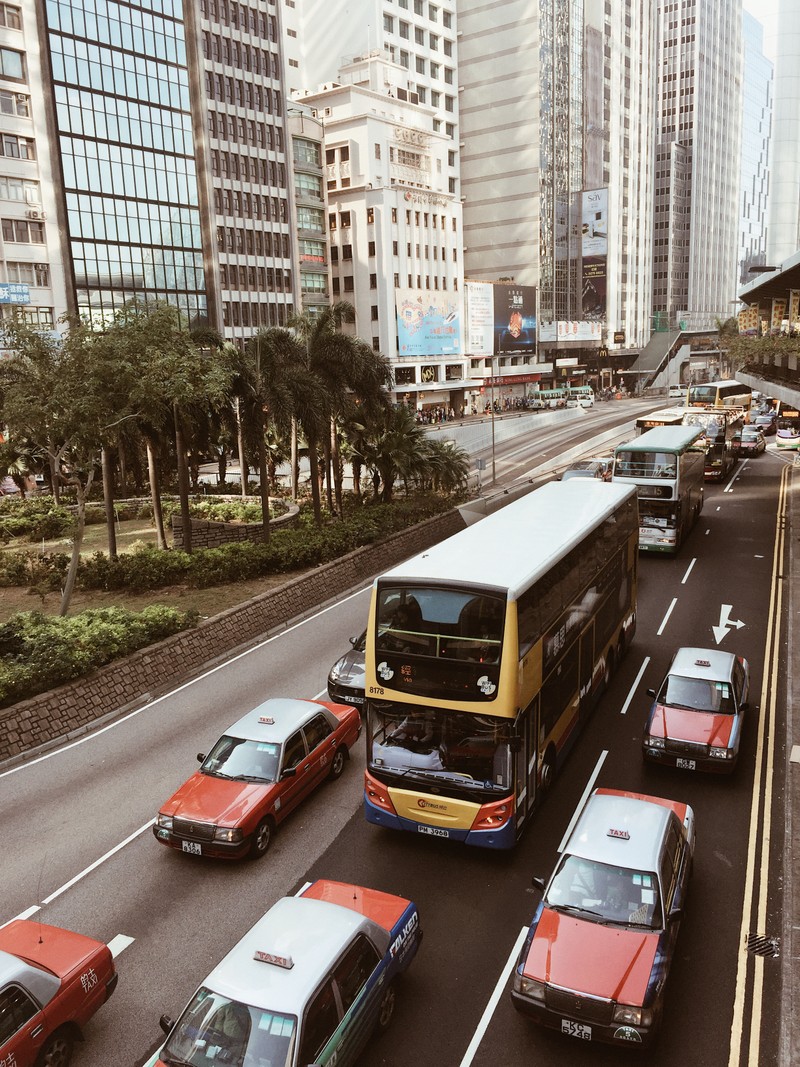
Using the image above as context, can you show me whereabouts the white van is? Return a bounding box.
[668,385,686,401]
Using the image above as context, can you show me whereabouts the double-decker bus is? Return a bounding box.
[687,379,752,412]
[634,407,686,435]
[612,425,705,552]
[362,480,639,849]
[682,409,743,480]
[775,404,800,450]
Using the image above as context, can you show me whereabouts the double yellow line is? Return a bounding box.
[728,461,789,1067]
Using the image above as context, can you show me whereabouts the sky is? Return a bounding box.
[742,0,780,62]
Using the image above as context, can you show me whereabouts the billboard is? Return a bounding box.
[396,290,461,357]
[538,320,603,342]
[738,304,759,336]
[581,188,608,322]
[464,281,493,356]
[493,283,536,353]
[0,283,30,305]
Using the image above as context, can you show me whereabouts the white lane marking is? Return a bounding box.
[620,657,650,716]
[724,462,746,493]
[558,750,608,853]
[681,558,696,584]
[0,905,41,929]
[0,586,371,781]
[295,881,313,896]
[657,598,678,636]
[705,528,710,535]
[313,689,326,700]
[108,934,135,958]
[41,820,155,905]
[459,924,529,1067]
[716,506,722,511]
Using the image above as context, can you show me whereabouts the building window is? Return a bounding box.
[417,86,426,103]
[374,142,381,159]
[392,208,398,223]
[394,272,400,285]
[414,0,423,13]
[342,244,353,260]
[372,337,380,352]
[332,277,340,295]
[444,94,454,112]
[0,4,21,29]
[429,4,438,20]
[399,50,409,68]
[414,26,424,44]
[444,66,453,83]
[415,56,425,74]
[1,218,44,243]
[384,14,394,32]
[371,305,379,320]
[0,88,27,115]
[399,20,409,38]
[431,90,440,108]
[0,46,24,79]
[368,240,376,255]
[443,10,452,28]
[0,176,38,201]
[444,40,452,57]
[367,207,375,223]
[343,276,354,291]
[369,273,377,288]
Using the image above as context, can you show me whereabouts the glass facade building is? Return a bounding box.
[43,0,207,325]
[738,12,772,286]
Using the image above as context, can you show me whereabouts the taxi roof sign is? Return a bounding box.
[258,716,276,725]
[694,659,711,667]
[253,950,294,969]
[607,828,630,840]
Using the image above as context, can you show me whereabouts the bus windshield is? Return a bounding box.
[614,451,677,479]
[368,701,513,795]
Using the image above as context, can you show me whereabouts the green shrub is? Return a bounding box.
[0,605,198,708]
[0,498,74,542]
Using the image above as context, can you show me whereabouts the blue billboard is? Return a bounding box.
[396,290,461,356]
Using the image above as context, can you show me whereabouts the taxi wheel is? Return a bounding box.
[377,981,396,1030]
[329,746,347,780]
[35,1029,74,1067]
[248,817,274,860]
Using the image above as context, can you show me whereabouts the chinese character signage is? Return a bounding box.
[738,304,759,336]
[0,283,30,305]
[771,298,787,335]
[396,290,461,356]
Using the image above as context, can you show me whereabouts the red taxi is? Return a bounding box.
[0,919,118,1067]
[643,647,749,773]
[512,788,694,1046]
[154,697,361,860]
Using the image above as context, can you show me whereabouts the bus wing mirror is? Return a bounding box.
[531,876,546,894]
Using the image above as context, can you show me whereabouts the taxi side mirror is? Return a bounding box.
[159,1014,175,1035]
[531,876,546,894]
[349,635,359,647]
[197,753,205,763]
[646,688,656,698]
[281,766,297,779]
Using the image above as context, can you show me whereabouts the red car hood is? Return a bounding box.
[162,772,276,827]
[0,920,109,981]
[651,704,734,746]
[523,909,657,1005]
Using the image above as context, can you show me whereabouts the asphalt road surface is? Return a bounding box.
[0,405,788,1067]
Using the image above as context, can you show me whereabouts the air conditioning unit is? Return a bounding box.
[27,209,46,220]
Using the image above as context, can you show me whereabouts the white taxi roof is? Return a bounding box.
[668,647,736,682]
[204,896,389,1015]
[225,698,336,745]
[566,791,672,873]
[0,949,60,1007]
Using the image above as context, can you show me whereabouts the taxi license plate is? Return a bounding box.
[418,826,449,838]
[676,758,696,770]
[561,1020,591,1040]
[182,841,202,855]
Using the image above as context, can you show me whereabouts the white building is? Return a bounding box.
[765,0,800,264]
[296,53,467,410]
[0,1,68,335]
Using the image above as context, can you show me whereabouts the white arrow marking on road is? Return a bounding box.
[712,604,746,645]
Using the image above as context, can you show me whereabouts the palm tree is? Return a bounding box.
[353,405,431,502]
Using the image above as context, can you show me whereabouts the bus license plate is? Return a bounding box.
[561,1020,592,1040]
[418,826,449,838]
[182,841,202,855]
[676,758,696,770]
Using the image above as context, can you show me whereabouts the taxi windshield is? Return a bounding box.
[201,737,280,782]
[546,855,663,929]
[660,674,735,713]
[162,988,296,1067]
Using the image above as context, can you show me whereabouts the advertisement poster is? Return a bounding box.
[581,188,608,320]
[464,281,493,356]
[492,283,536,353]
[771,298,787,335]
[790,291,800,334]
[396,290,461,357]
[738,304,759,336]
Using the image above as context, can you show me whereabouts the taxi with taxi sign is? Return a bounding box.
[0,918,118,1067]
[642,647,749,773]
[145,879,422,1067]
[153,697,361,861]
[512,787,694,1046]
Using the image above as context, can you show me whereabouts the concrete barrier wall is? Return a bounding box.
[0,509,466,766]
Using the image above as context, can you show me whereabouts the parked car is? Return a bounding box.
[153,697,361,860]
[146,880,422,1067]
[736,426,766,456]
[0,919,118,1067]
[561,458,613,482]
[512,787,695,1046]
[328,630,367,707]
[642,647,749,773]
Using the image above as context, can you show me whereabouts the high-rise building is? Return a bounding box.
[652,0,742,331]
[0,1,69,333]
[738,11,772,286]
[765,0,800,265]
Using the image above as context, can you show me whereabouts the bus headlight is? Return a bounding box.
[513,974,546,1001]
[709,746,730,760]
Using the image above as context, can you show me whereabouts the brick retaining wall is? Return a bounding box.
[0,509,465,765]
[171,504,298,550]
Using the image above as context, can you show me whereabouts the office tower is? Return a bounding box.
[287,107,330,320]
[739,11,772,286]
[0,1,69,332]
[765,0,800,265]
[652,0,742,330]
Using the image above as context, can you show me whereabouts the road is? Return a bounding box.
[0,403,788,1067]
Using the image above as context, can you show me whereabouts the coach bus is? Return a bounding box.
[682,409,743,480]
[686,379,752,412]
[613,425,705,552]
[362,480,639,849]
[775,404,800,450]
[634,407,686,435]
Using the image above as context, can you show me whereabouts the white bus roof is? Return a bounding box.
[376,480,636,600]
[616,425,704,452]
[689,379,748,390]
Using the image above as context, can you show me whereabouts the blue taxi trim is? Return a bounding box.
[363,793,515,849]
